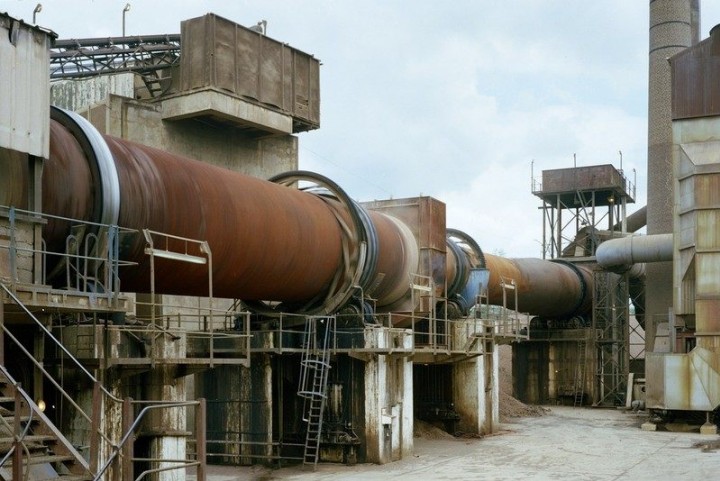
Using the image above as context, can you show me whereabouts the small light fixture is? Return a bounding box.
[32,4,42,24]
[122,3,131,36]
[37,399,46,412]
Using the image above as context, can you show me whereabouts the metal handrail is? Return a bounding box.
[94,400,201,481]
[1,206,135,306]
[1,283,123,403]
[1,209,211,477]
[134,461,202,481]
[0,323,95,425]
[1,283,208,479]
[0,365,36,477]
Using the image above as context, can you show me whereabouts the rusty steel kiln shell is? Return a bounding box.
[36,107,595,320]
[44,108,418,310]
[483,254,593,319]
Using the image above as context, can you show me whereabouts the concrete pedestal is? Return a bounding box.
[453,344,499,435]
[145,333,188,481]
[363,328,413,464]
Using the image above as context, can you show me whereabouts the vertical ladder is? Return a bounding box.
[297,317,334,468]
[573,338,587,407]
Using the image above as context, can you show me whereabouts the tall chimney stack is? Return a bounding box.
[646,0,699,344]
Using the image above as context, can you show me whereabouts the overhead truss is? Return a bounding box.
[50,35,181,97]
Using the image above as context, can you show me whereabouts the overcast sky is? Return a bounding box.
[3,0,720,258]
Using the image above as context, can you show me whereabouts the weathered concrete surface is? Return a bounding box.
[195,407,720,480]
[364,328,414,463]
[453,346,499,435]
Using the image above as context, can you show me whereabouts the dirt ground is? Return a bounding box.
[194,346,720,480]
[497,344,548,420]
[200,407,720,481]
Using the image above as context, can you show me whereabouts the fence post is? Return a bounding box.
[122,397,134,481]
[90,381,102,473]
[13,386,23,481]
[195,398,207,481]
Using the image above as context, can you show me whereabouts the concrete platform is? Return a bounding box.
[193,406,720,481]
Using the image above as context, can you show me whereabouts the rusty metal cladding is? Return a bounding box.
[483,254,592,319]
[180,14,320,132]
[104,135,343,300]
[671,25,720,120]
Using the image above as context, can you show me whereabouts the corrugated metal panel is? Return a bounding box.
[644,353,666,409]
[675,248,695,316]
[179,13,320,131]
[0,14,54,157]
[695,173,720,207]
[673,115,720,359]
[696,210,720,250]
[695,254,720,296]
[670,25,720,120]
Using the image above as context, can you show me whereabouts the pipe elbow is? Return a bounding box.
[597,234,673,271]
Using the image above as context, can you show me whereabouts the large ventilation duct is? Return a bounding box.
[596,233,673,271]
[613,206,647,234]
[596,233,673,329]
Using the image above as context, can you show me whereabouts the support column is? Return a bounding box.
[363,328,413,464]
[239,355,272,464]
[145,333,187,481]
[453,344,499,435]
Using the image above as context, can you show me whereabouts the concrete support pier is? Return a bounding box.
[144,333,188,481]
[363,329,414,464]
[453,345,499,435]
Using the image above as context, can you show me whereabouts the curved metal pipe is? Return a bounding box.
[596,233,673,271]
[615,206,647,233]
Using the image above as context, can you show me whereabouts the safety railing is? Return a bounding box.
[243,310,504,357]
[1,282,208,480]
[0,205,136,306]
[0,365,40,480]
[131,297,252,367]
[473,276,531,343]
[472,304,531,343]
[94,398,206,481]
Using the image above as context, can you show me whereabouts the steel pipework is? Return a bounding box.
[596,233,673,271]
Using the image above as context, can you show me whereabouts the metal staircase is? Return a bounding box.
[0,282,208,480]
[0,366,92,481]
[297,317,334,468]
